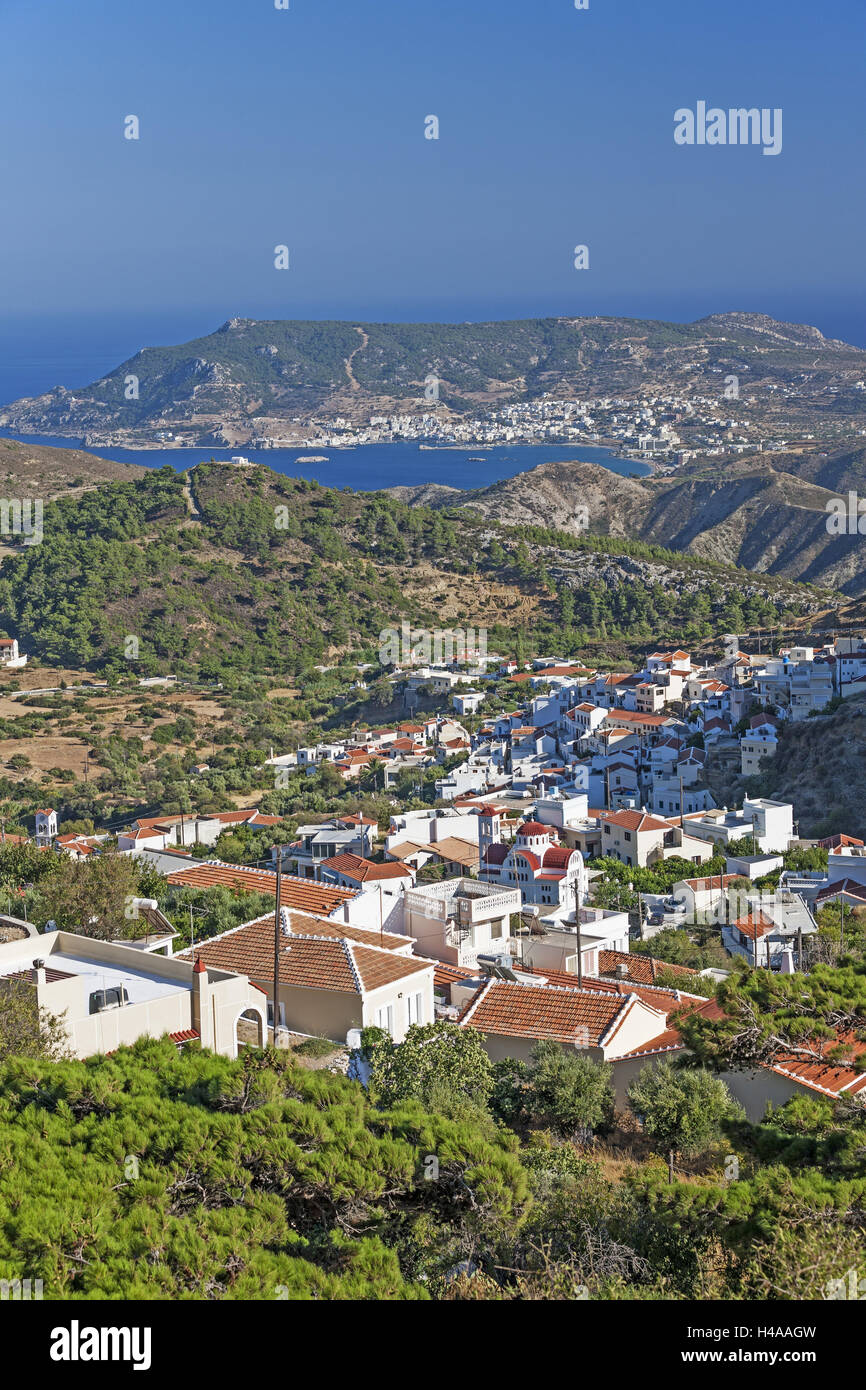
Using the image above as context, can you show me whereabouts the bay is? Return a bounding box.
[0,431,651,490]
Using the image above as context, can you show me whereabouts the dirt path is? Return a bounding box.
[345,327,368,392]
[182,471,203,521]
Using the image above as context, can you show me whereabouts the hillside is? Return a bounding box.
[706,693,866,839]
[0,435,147,496]
[0,459,830,679]
[396,447,866,597]
[2,311,864,445]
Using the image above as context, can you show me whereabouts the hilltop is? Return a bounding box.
[0,436,147,496]
[1,311,864,446]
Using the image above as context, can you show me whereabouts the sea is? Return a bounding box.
[0,431,650,490]
[0,313,650,488]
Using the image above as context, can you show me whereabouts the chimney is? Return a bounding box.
[31,958,47,987]
[614,962,630,979]
[191,953,213,1046]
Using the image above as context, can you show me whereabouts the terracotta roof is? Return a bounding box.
[386,840,432,860]
[5,966,75,984]
[513,849,541,872]
[320,852,412,881]
[613,998,724,1060]
[482,843,509,866]
[601,810,672,833]
[518,820,552,837]
[427,836,480,867]
[602,709,671,727]
[596,949,698,984]
[543,846,573,870]
[767,1032,866,1099]
[459,978,657,1047]
[168,1029,200,1045]
[166,863,354,914]
[676,873,741,892]
[815,878,866,905]
[183,908,410,958]
[734,912,776,940]
[178,914,430,993]
[819,834,865,850]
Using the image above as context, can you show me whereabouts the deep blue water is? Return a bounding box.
[0,430,650,490]
[0,312,651,487]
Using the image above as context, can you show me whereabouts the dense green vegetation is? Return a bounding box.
[0,463,822,681]
[2,986,866,1299]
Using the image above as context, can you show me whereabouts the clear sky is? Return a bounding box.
[1,0,864,342]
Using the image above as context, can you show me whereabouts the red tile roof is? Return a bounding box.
[166,863,354,914]
[178,913,431,994]
[517,820,551,837]
[596,949,699,984]
[459,978,657,1048]
[601,810,672,833]
[321,853,412,882]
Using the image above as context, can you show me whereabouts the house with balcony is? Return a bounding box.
[518,903,631,976]
[283,819,376,877]
[402,878,521,969]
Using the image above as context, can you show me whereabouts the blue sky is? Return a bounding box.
[1,0,864,341]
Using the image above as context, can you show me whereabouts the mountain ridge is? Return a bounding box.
[391,446,866,596]
[2,311,864,446]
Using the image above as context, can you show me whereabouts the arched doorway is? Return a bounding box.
[235,1006,266,1054]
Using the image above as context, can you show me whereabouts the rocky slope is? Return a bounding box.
[396,447,866,597]
[709,693,866,840]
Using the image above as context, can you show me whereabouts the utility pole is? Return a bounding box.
[572,876,583,988]
[272,851,283,1046]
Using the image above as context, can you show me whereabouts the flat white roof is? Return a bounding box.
[0,946,190,1006]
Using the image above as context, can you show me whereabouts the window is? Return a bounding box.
[407,992,423,1026]
[375,1004,394,1036]
[624,831,632,842]
[267,1001,286,1027]
[604,824,611,835]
